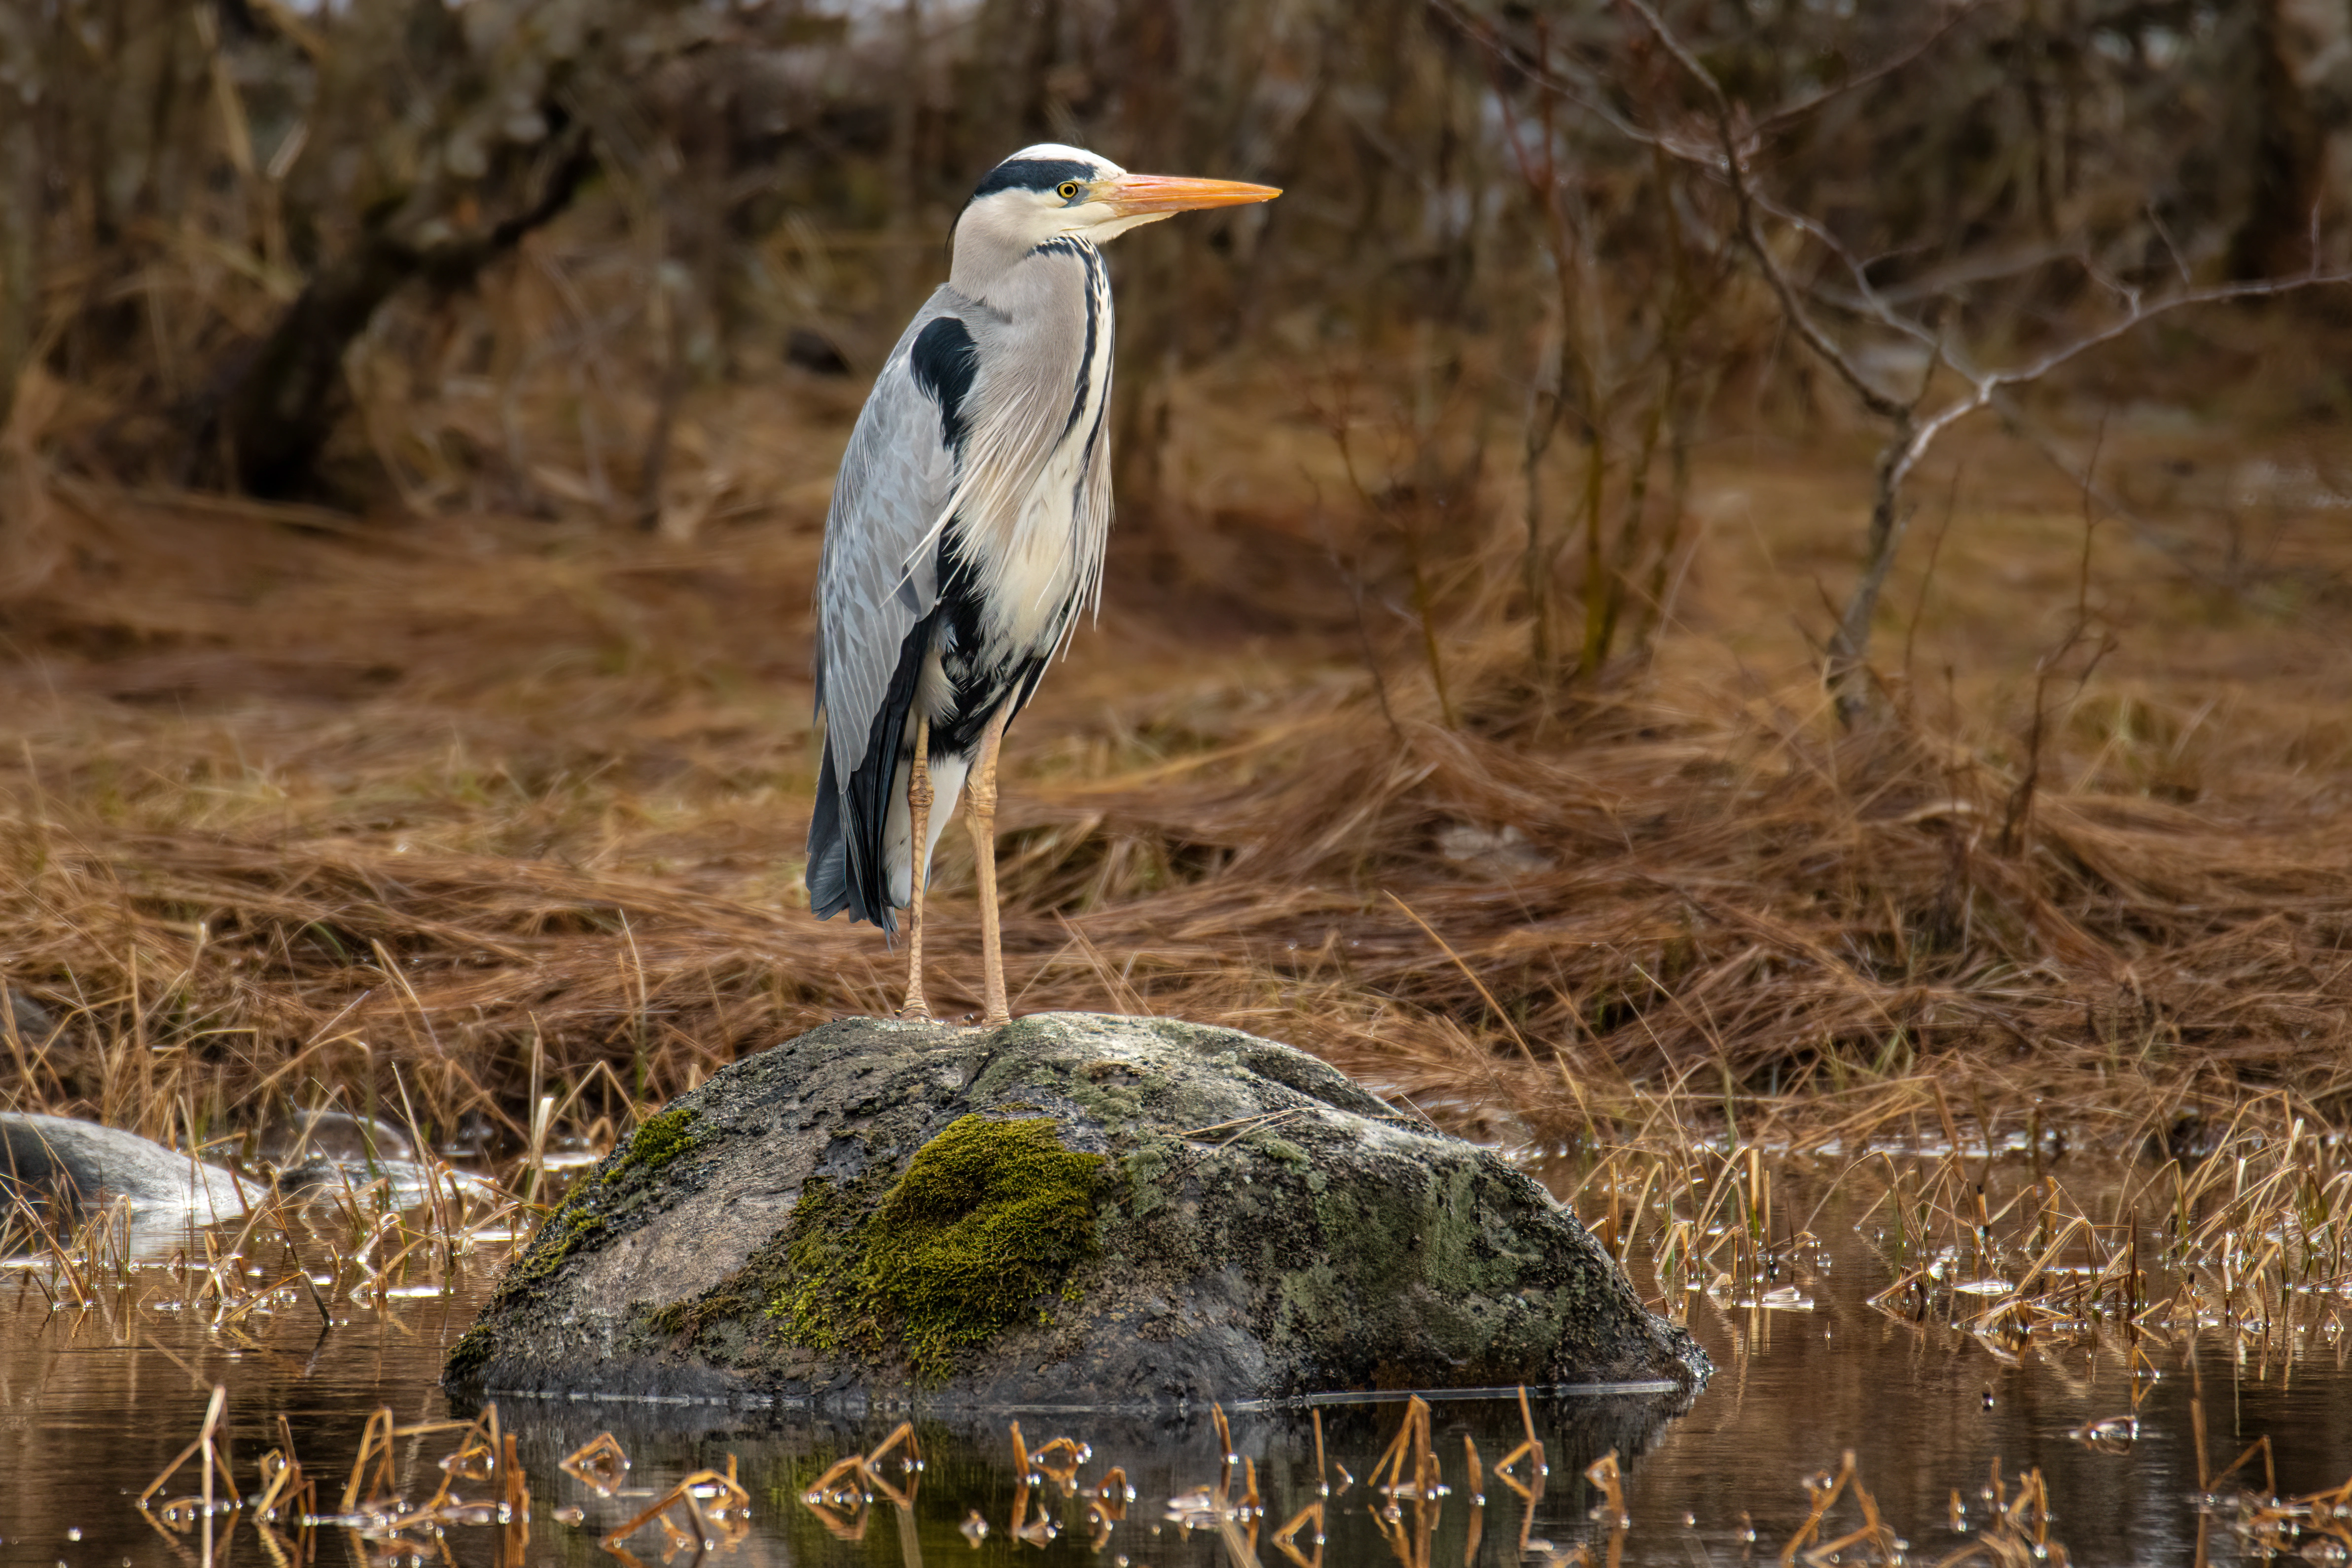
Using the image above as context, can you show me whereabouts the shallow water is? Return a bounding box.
[7,1155,2351,1567]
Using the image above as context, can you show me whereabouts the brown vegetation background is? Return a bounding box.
[4,0,2352,1153]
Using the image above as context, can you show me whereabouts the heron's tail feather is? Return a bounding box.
[805,748,855,922]
[807,801,900,938]
[810,630,929,937]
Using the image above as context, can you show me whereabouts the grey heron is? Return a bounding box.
[806,144,1279,1026]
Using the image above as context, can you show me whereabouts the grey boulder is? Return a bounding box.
[446,1012,1710,1410]
[0,1112,259,1219]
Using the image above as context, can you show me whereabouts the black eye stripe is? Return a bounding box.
[969,158,1098,202]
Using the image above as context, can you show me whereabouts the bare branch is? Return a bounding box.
[1434,0,1985,157]
[1750,3,1992,137]
[1458,0,2352,723]
[1425,0,1663,148]
[1620,0,1913,423]
[1887,263,2352,499]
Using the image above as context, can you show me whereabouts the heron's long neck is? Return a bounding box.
[950,236,1115,655]
[1030,237,1112,444]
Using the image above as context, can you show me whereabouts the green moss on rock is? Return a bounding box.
[497,1107,704,1294]
[445,1322,495,1384]
[775,1176,864,1355]
[774,1114,1105,1383]
[504,1200,605,1289]
[625,1106,702,1171]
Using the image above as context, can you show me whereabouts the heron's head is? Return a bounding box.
[951,144,1279,288]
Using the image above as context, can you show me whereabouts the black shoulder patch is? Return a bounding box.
[908,317,980,455]
[969,157,1096,202]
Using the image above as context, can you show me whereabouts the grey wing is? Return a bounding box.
[807,297,958,923]
[814,305,957,771]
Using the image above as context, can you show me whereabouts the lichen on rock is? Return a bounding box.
[446,1013,1709,1410]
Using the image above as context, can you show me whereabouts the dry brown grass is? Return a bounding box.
[2,353,2351,1156]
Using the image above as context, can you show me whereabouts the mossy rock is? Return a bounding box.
[446,1013,1710,1410]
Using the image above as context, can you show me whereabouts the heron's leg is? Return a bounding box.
[963,701,1015,1027]
[898,713,934,1022]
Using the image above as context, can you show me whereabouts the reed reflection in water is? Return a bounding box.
[6,1153,2352,1565]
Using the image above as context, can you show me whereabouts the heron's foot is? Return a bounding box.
[897,992,933,1022]
[980,1007,1011,1029]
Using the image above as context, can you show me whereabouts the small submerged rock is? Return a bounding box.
[0,1112,259,1219]
[254,1109,487,1205]
[257,1109,417,1169]
[446,1012,1710,1410]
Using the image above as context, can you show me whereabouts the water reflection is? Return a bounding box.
[5,1155,2351,1567]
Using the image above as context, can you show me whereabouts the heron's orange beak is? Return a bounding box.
[1104,173,1282,216]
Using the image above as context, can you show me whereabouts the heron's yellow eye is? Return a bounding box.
[1057,181,1081,201]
